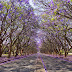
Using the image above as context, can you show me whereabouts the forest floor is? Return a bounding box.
[0,53,72,72]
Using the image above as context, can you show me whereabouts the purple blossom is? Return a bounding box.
[63,28,66,31]
[17,0,29,4]
[60,19,63,22]
[2,14,5,17]
[0,3,3,10]
[19,16,22,19]
[17,0,23,2]
[24,0,29,4]
[8,13,11,18]
[67,0,70,3]
[51,33,54,36]
[17,0,23,4]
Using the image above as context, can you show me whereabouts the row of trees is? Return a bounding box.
[37,0,72,57]
[0,0,72,58]
[0,0,38,58]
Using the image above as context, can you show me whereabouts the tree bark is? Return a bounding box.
[0,37,3,57]
[0,45,2,57]
[15,47,19,57]
[8,34,12,58]
[65,51,67,57]
[64,48,68,57]
[12,51,14,56]
[8,49,11,58]
[8,44,12,58]
[20,49,23,56]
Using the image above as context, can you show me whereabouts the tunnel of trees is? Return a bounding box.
[0,0,72,58]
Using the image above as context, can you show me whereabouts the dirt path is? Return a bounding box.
[0,54,72,72]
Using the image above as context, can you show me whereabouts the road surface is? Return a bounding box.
[0,54,72,72]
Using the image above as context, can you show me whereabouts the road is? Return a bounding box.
[0,53,72,72]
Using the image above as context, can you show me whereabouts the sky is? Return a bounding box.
[29,0,37,9]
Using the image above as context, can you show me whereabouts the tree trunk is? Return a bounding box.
[8,49,11,58]
[0,48,2,57]
[65,50,67,57]
[20,49,23,56]
[12,51,14,56]
[8,35,12,58]
[0,44,2,57]
[8,44,12,58]
[59,52,61,56]
[0,37,3,57]
[24,52,26,56]
[15,48,18,57]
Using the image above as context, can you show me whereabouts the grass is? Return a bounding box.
[2,53,26,57]
[68,53,72,55]
[62,53,72,55]
[2,54,15,57]
[2,54,8,56]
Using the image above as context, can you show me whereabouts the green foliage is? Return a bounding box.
[70,29,72,32]
[69,49,72,53]
[71,0,72,2]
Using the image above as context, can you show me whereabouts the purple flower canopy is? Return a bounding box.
[67,0,70,3]
[16,0,29,4]
[0,3,3,10]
